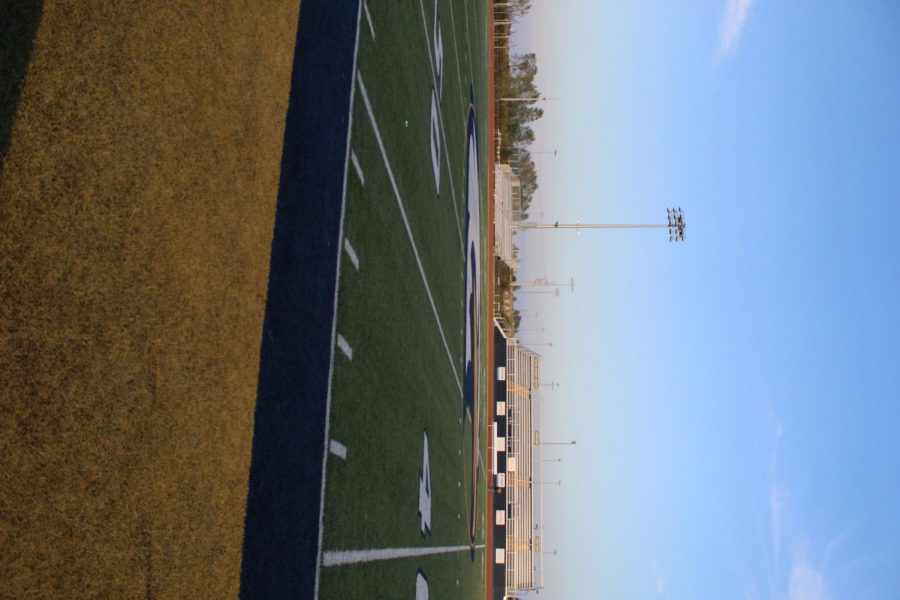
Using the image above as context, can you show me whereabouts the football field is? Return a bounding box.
[240,0,493,598]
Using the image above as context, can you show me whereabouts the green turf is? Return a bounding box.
[317,0,490,597]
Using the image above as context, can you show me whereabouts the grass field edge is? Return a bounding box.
[484,2,497,600]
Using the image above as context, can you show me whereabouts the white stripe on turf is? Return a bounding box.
[329,439,348,460]
[336,334,353,360]
[446,0,466,117]
[323,544,485,567]
[363,0,375,40]
[350,149,365,185]
[314,3,364,598]
[462,0,474,84]
[417,0,464,250]
[344,238,360,271]
[357,71,462,394]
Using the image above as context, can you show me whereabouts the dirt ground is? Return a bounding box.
[0,2,300,596]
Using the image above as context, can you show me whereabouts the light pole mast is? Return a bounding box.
[515,207,687,242]
[511,277,574,291]
[498,95,557,103]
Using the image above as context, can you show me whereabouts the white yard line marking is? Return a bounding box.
[329,439,348,460]
[357,71,462,393]
[344,238,360,271]
[323,544,485,567]
[363,0,375,40]
[314,4,364,599]
[446,0,466,116]
[336,334,353,360]
[462,0,474,84]
[350,149,365,185]
[417,0,464,249]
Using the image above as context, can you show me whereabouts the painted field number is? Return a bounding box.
[418,431,432,534]
[416,571,429,599]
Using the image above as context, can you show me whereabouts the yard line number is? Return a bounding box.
[417,2,443,595]
[418,431,432,535]
[429,1,444,196]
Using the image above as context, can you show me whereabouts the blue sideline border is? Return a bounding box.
[240,1,360,598]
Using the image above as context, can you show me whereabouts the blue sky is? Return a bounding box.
[510,2,900,598]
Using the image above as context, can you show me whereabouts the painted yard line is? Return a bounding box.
[314,3,363,599]
[417,0,464,250]
[336,333,353,360]
[462,0,474,85]
[350,149,365,185]
[445,0,467,120]
[329,439,348,460]
[343,237,360,271]
[323,544,485,567]
[363,0,375,40]
[357,71,463,394]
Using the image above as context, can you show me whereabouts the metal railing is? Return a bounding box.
[504,341,536,593]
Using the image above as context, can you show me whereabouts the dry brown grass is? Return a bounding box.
[0,2,300,596]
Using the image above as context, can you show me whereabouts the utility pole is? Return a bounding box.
[498,96,557,103]
[523,341,553,348]
[516,207,687,242]
[534,432,576,446]
[517,288,559,297]
[511,277,573,292]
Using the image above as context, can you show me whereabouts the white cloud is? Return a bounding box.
[768,418,786,570]
[743,416,836,600]
[717,0,754,58]
[651,562,666,595]
[789,561,831,600]
[769,484,787,565]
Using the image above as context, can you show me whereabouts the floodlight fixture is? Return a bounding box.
[667,207,686,242]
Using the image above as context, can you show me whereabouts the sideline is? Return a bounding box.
[240,2,362,598]
[485,2,497,600]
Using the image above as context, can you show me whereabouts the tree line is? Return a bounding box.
[495,2,542,221]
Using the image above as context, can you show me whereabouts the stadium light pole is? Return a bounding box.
[498,96,558,102]
[515,207,687,242]
[534,432,576,447]
[533,480,561,486]
[512,278,573,292]
[523,342,553,348]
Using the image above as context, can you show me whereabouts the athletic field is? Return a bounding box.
[1,1,491,598]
